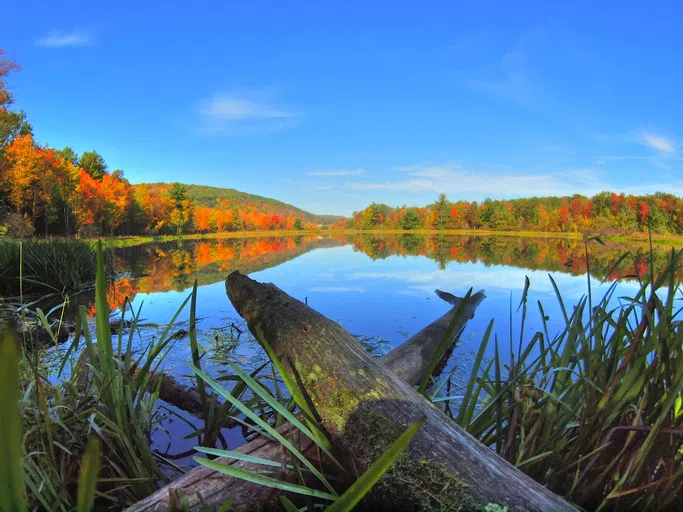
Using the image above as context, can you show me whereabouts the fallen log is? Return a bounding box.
[222,272,573,511]
[147,372,231,424]
[127,283,485,511]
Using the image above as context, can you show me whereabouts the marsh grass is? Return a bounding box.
[433,240,683,510]
[0,239,96,296]
[0,241,195,510]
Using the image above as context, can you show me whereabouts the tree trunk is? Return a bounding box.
[127,280,488,511]
[222,272,573,511]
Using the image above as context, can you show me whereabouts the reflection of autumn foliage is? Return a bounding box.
[104,236,344,302]
[345,234,682,283]
[87,234,679,316]
[107,278,137,312]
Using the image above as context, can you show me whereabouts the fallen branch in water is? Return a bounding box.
[214,272,572,511]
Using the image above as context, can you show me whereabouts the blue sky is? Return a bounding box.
[4,1,682,216]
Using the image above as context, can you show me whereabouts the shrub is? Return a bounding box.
[1,212,34,238]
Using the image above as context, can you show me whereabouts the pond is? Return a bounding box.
[70,233,678,464]
[97,234,670,369]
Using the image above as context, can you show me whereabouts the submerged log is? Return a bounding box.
[222,272,572,511]
[127,282,485,511]
[147,372,232,425]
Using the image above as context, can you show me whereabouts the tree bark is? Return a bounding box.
[222,272,573,511]
[127,279,487,511]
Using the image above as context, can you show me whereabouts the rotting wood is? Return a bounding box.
[221,272,573,511]
[127,280,485,512]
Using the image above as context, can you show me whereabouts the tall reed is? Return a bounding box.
[434,244,683,510]
[0,239,96,296]
[1,241,191,509]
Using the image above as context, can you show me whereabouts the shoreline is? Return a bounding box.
[96,229,683,248]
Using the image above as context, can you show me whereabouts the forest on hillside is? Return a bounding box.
[0,50,330,237]
[2,48,682,240]
[337,192,683,235]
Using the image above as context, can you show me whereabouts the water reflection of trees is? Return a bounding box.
[102,234,679,314]
[103,236,345,312]
[341,234,680,282]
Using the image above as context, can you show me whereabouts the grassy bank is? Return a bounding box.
[98,230,323,248]
[0,239,96,296]
[98,228,683,249]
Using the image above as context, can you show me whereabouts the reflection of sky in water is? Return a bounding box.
[98,238,667,464]
[122,243,646,385]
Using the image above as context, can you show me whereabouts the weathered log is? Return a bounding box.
[223,272,573,511]
[18,322,72,350]
[151,288,485,419]
[381,288,485,385]
[127,283,485,511]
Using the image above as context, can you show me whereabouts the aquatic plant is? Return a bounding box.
[434,239,683,510]
[0,241,190,509]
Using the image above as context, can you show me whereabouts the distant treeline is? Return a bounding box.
[0,49,334,238]
[334,192,683,235]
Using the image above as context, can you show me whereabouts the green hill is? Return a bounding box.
[143,183,346,225]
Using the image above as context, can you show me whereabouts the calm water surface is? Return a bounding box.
[89,233,675,462]
[100,234,668,371]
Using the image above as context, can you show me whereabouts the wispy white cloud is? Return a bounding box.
[310,286,365,293]
[199,92,297,135]
[642,133,675,153]
[345,163,607,198]
[347,265,613,300]
[35,29,93,48]
[201,96,294,121]
[307,169,365,177]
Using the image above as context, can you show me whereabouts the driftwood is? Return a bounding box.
[127,283,485,511]
[149,289,483,424]
[221,272,573,511]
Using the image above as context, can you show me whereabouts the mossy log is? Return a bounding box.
[127,280,486,511]
[223,272,573,511]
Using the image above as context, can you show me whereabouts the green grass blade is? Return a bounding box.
[194,446,293,470]
[189,364,338,495]
[280,496,301,512]
[76,437,101,512]
[226,361,344,471]
[0,327,27,512]
[255,327,331,449]
[193,456,338,501]
[455,318,494,426]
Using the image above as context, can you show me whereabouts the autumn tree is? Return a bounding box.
[134,184,174,233]
[72,170,106,235]
[79,150,107,180]
[0,134,68,234]
[55,146,79,166]
[169,182,193,234]
[401,209,421,230]
[0,49,32,156]
[431,193,451,229]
